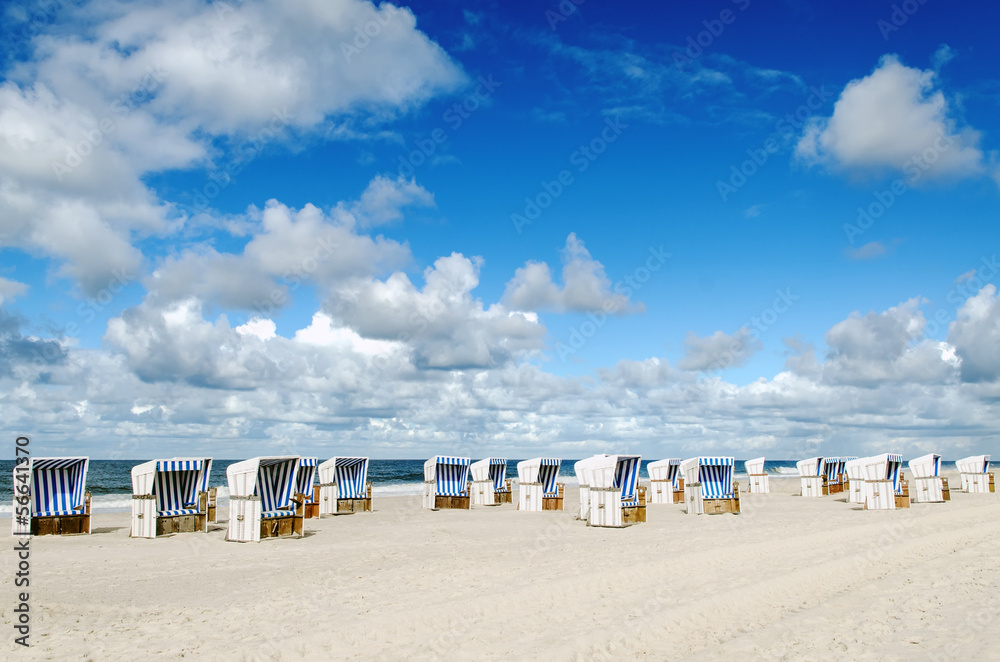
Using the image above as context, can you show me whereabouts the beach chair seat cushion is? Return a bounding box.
[158,508,200,517]
[262,509,296,519]
[35,508,82,517]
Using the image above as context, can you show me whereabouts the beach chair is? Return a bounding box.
[647,458,683,503]
[296,457,319,518]
[588,455,645,527]
[517,458,564,512]
[130,458,212,538]
[423,456,471,510]
[797,457,827,497]
[908,454,950,503]
[470,458,510,506]
[844,457,867,504]
[226,457,305,542]
[11,457,91,536]
[956,455,994,493]
[862,453,908,510]
[318,457,372,515]
[681,457,740,515]
[822,457,849,494]
[744,457,769,494]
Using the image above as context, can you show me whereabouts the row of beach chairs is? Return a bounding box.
[12,453,993,539]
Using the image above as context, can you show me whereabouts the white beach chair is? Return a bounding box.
[681,457,740,515]
[844,457,868,504]
[318,457,372,515]
[908,454,950,503]
[797,457,826,497]
[744,457,769,494]
[517,457,564,512]
[470,458,510,506]
[956,455,994,493]
[11,457,91,536]
[587,455,645,527]
[647,458,683,503]
[226,456,305,542]
[862,453,908,510]
[423,456,471,510]
[130,458,212,538]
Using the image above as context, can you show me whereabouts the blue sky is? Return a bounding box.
[1,0,998,459]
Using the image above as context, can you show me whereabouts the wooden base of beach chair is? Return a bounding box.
[334,483,373,513]
[259,493,306,539]
[302,485,321,519]
[703,483,741,515]
[494,491,512,505]
[207,487,218,523]
[894,495,911,509]
[31,493,91,536]
[828,482,844,494]
[990,473,996,493]
[941,477,951,501]
[622,486,647,524]
[433,495,471,510]
[542,484,565,511]
[156,514,206,536]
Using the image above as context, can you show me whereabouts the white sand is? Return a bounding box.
[3,471,998,660]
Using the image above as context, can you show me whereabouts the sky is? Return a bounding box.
[1,0,998,461]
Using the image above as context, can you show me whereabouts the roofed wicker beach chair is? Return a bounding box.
[797,457,827,497]
[318,457,372,515]
[744,457,768,494]
[470,458,510,506]
[587,455,645,527]
[647,458,684,503]
[908,453,950,503]
[681,457,740,515]
[822,457,849,495]
[423,456,471,510]
[517,457,564,512]
[844,457,868,504]
[226,457,306,542]
[574,455,604,520]
[862,453,908,510]
[12,457,91,536]
[956,455,994,493]
[130,458,212,538]
[296,457,319,518]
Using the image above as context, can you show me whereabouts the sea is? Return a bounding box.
[0,459,961,516]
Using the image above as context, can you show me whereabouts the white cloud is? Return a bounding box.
[0,277,28,306]
[845,241,887,261]
[502,233,639,314]
[677,328,763,372]
[795,54,985,180]
[352,174,435,226]
[948,284,1000,382]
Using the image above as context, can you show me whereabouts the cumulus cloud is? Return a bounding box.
[795,54,985,181]
[948,284,1000,382]
[502,233,641,314]
[845,241,887,261]
[677,328,763,372]
[0,277,28,306]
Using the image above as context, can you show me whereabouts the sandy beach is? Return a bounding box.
[3,471,998,661]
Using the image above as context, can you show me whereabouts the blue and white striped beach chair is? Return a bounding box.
[12,457,91,536]
[647,458,682,504]
[822,457,849,494]
[226,457,306,542]
[862,453,907,510]
[130,458,213,538]
[516,457,564,512]
[296,458,319,518]
[470,458,510,506]
[909,453,950,503]
[588,455,644,527]
[956,455,993,493]
[680,457,740,515]
[317,457,372,515]
[423,456,471,510]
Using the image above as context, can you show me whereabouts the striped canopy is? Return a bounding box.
[425,456,471,497]
[330,457,369,499]
[908,453,941,478]
[647,458,681,484]
[518,458,561,496]
[863,453,904,494]
[822,457,847,484]
[256,458,299,516]
[590,455,641,505]
[156,460,211,516]
[956,455,991,474]
[296,458,318,504]
[797,457,823,477]
[697,457,736,499]
[28,457,89,517]
[470,458,507,491]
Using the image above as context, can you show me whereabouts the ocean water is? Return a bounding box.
[0,458,961,515]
